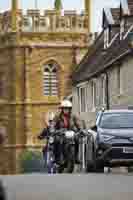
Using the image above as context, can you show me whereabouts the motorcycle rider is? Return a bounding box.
[38,99,86,165]
[53,99,86,164]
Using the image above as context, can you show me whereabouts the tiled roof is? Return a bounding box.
[72,31,131,84]
[73,31,104,77]
[72,1,133,85]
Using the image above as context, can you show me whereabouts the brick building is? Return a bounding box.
[0,0,91,173]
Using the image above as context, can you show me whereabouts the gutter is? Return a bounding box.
[105,72,110,110]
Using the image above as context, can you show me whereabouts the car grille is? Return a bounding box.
[112,143,133,147]
[110,147,133,159]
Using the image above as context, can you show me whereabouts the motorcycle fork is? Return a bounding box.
[60,137,65,164]
[82,137,87,170]
[79,137,87,171]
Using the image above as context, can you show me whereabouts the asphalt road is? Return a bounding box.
[1,173,133,200]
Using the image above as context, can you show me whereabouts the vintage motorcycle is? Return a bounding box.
[46,128,76,173]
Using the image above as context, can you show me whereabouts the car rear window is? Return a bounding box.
[99,112,133,129]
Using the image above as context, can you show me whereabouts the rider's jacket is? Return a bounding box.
[53,112,86,131]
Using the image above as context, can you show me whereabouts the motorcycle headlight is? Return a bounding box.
[65,131,75,138]
[49,136,54,144]
[100,134,114,142]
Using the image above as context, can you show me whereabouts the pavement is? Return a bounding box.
[1,173,133,200]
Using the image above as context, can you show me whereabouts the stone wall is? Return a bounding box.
[0,16,89,173]
[0,2,90,173]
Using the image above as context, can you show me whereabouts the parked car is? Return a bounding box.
[87,109,133,172]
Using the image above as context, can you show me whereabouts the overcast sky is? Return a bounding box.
[0,0,120,31]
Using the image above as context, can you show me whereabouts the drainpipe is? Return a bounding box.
[105,72,110,110]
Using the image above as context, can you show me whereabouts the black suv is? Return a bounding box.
[87,110,133,172]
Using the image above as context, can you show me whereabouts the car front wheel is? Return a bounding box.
[94,159,104,173]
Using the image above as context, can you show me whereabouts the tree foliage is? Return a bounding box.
[54,0,62,10]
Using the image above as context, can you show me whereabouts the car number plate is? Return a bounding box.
[123,147,133,154]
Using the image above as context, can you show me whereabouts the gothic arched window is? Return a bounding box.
[43,63,58,96]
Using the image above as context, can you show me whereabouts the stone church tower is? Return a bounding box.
[0,0,91,173]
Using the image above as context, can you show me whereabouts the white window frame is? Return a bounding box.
[78,85,87,113]
[43,63,58,96]
[104,27,119,48]
[104,28,109,49]
[123,24,133,40]
[120,19,125,40]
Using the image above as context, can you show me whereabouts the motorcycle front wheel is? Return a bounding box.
[66,145,75,173]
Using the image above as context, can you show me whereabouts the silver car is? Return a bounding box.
[87,110,133,172]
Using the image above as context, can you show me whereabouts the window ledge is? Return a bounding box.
[117,93,124,98]
[91,107,96,112]
[0,99,8,104]
[42,96,60,103]
[101,104,106,109]
[79,111,87,114]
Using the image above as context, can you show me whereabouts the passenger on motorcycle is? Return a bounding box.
[38,112,56,163]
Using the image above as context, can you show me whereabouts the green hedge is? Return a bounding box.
[19,150,46,173]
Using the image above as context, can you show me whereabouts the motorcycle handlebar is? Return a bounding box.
[48,128,88,137]
[52,128,68,136]
[75,129,88,137]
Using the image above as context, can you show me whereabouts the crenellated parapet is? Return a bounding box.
[0,9,89,34]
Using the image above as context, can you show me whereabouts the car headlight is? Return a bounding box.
[130,137,133,142]
[100,134,114,142]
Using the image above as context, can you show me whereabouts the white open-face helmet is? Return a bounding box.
[60,100,72,108]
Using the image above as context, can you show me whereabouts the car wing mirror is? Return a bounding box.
[90,125,97,132]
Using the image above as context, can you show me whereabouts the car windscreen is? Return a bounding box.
[99,112,133,129]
